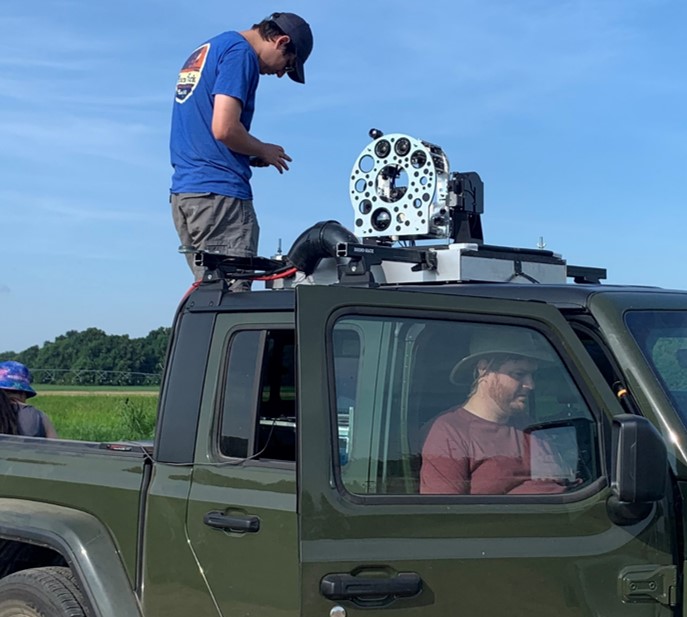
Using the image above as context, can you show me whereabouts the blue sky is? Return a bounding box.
[1,0,685,353]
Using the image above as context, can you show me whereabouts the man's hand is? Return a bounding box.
[256,143,292,174]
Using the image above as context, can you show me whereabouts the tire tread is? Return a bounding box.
[0,566,87,617]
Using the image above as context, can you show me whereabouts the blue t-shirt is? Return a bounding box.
[170,31,260,199]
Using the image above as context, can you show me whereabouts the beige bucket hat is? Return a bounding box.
[450,327,556,384]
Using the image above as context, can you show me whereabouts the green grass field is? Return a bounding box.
[37,385,160,393]
[32,391,159,442]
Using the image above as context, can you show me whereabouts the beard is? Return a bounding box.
[487,379,530,417]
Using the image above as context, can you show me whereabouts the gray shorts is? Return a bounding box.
[171,192,260,285]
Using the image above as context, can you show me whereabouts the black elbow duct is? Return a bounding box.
[287,220,359,275]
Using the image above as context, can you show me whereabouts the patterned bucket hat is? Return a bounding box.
[0,361,37,398]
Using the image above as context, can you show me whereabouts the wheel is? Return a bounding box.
[0,566,87,617]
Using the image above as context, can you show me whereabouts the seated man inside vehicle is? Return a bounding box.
[420,328,570,495]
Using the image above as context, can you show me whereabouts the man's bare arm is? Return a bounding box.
[212,94,292,173]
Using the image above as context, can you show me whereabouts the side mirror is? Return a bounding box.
[608,414,668,525]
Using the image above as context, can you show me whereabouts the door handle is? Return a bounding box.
[203,511,260,533]
[320,572,422,601]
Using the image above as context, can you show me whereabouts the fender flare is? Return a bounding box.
[0,498,142,617]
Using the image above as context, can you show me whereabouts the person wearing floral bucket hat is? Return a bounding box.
[420,326,571,496]
[0,361,58,438]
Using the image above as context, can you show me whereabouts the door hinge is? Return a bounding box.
[619,565,677,607]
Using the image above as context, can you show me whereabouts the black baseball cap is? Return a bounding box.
[269,12,313,84]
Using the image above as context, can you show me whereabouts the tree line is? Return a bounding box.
[0,327,171,386]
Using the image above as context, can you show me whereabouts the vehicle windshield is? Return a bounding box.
[625,310,687,422]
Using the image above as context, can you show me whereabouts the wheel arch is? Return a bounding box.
[0,498,142,617]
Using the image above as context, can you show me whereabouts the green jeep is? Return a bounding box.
[0,131,683,617]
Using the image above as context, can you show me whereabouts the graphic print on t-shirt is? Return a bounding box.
[175,43,210,103]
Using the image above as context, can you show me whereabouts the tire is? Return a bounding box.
[0,566,87,617]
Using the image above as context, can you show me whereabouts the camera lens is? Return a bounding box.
[374,139,391,158]
[395,138,411,156]
[371,208,392,231]
[359,199,372,214]
[410,150,427,168]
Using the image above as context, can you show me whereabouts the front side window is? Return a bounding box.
[625,310,687,424]
[331,316,599,497]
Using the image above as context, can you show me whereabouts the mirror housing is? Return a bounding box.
[608,415,668,525]
[611,414,667,503]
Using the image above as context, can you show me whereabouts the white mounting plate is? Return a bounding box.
[267,244,567,289]
[373,244,567,285]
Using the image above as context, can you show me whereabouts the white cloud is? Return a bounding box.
[0,14,114,56]
[0,191,164,225]
[0,113,162,168]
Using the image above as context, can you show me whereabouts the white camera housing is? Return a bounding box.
[349,133,451,239]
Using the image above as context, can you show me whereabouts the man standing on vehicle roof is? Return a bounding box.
[169,12,314,287]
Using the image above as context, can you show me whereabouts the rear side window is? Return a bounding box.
[219,329,295,462]
[331,316,599,497]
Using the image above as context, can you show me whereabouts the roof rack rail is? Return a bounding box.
[190,250,289,284]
